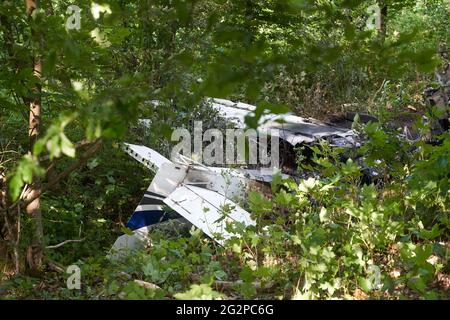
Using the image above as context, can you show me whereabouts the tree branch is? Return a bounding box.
[44,139,102,190]
[1,138,103,213]
[46,237,86,249]
[39,139,95,162]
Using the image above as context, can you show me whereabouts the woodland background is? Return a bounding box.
[0,0,449,299]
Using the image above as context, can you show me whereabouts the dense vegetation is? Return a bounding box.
[0,0,449,299]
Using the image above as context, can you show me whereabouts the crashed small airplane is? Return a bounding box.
[109,98,359,258]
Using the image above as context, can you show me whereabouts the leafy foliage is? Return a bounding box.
[0,0,449,300]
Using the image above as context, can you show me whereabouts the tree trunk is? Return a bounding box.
[25,0,44,272]
[378,1,388,42]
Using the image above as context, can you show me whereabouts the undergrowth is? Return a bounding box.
[1,118,448,300]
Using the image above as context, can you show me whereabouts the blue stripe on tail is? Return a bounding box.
[126,210,167,231]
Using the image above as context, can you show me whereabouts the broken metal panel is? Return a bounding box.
[149,163,187,196]
[209,98,358,148]
[111,152,261,253]
[268,127,357,147]
[137,98,357,148]
[239,168,289,183]
[114,97,362,253]
[211,98,256,111]
[185,166,249,200]
[209,101,252,128]
[122,143,171,171]
[109,226,152,260]
[184,166,289,199]
[163,184,255,245]
[263,116,352,137]
[109,218,192,260]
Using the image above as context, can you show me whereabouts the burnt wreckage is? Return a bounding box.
[109,98,363,258]
[109,79,450,258]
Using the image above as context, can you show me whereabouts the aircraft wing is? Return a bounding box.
[110,165,256,256]
[209,98,357,147]
[122,143,171,171]
[163,184,255,245]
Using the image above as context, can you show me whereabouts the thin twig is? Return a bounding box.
[46,237,86,249]
[14,203,21,274]
[45,258,65,273]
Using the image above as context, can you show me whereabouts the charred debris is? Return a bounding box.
[109,76,449,257]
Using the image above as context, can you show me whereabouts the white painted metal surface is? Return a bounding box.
[149,163,187,196]
[108,226,152,260]
[122,143,171,171]
[163,185,255,245]
[208,98,357,147]
[112,97,328,254]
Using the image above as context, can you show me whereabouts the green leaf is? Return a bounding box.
[174,284,223,300]
[120,226,134,236]
[8,155,44,201]
[271,170,283,193]
[358,277,373,292]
